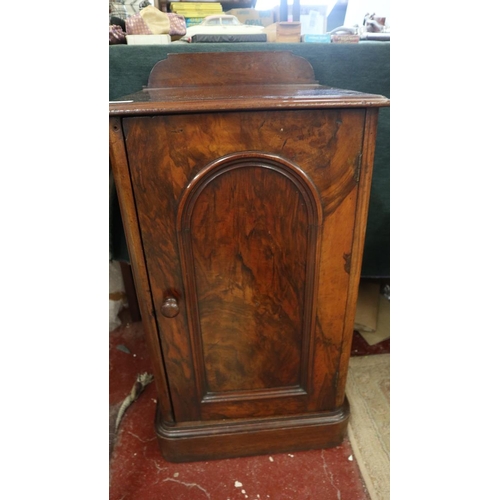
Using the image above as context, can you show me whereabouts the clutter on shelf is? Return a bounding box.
[108,1,390,45]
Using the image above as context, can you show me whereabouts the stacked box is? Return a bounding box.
[169,2,223,26]
[332,34,360,43]
[225,8,275,27]
[126,34,172,45]
[299,5,327,35]
[186,17,205,27]
[276,22,301,43]
[301,33,331,43]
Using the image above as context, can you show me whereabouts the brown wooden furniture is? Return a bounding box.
[109,51,389,463]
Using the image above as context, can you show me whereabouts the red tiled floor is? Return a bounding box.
[109,312,371,499]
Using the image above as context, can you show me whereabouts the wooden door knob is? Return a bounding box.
[160,297,180,318]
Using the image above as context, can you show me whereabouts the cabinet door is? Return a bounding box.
[123,108,365,422]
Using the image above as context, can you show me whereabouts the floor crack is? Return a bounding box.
[152,459,171,485]
[162,477,211,499]
[321,450,342,499]
[127,431,156,443]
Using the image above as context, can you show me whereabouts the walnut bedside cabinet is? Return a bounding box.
[109,51,389,462]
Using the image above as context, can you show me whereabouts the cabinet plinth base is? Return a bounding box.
[155,398,350,462]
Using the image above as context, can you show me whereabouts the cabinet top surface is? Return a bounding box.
[109,85,389,116]
[109,51,389,116]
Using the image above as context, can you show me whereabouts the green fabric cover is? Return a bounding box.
[109,42,390,277]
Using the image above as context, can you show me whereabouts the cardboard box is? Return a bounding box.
[170,2,223,15]
[299,5,327,35]
[354,281,381,333]
[302,33,331,43]
[263,22,277,42]
[332,34,360,43]
[185,17,204,27]
[226,8,275,28]
[126,34,171,45]
[276,22,301,43]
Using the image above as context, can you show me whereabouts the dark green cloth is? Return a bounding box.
[109,42,390,276]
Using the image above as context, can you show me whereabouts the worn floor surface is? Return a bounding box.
[109,309,389,500]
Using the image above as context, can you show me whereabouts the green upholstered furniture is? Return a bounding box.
[109,42,389,277]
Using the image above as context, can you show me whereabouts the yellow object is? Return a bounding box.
[140,5,170,34]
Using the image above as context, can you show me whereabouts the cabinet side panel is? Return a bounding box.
[292,110,365,412]
[109,117,174,422]
[309,188,359,411]
[335,109,380,407]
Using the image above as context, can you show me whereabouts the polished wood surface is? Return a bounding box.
[109,52,389,117]
[109,52,389,462]
[110,84,389,116]
[147,51,318,88]
[186,164,308,394]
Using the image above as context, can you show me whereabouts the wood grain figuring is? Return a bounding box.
[184,163,316,397]
[123,108,363,420]
[175,152,323,418]
[192,166,306,392]
[123,116,200,422]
